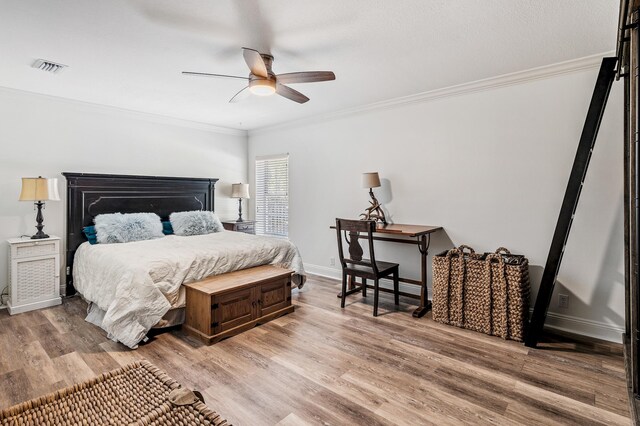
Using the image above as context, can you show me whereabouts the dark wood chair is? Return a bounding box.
[335,218,399,316]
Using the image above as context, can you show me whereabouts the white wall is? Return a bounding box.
[0,87,248,298]
[248,58,625,342]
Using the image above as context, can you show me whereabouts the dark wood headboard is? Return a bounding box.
[62,172,219,295]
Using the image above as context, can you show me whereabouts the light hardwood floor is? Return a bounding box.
[0,274,630,425]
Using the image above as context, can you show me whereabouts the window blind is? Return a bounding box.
[255,154,289,238]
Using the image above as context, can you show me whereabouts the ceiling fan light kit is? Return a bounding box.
[183,47,335,104]
[249,78,276,96]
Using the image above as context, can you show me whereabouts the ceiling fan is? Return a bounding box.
[182,47,335,104]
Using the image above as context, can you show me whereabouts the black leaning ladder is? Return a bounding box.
[525,57,618,348]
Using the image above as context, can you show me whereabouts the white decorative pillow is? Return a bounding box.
[94,212,164,244]
[169,210,223,236]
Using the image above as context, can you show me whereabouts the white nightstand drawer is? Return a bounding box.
[236,223,255,232]
[11,239,59,259]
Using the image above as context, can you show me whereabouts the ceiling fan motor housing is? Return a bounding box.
[259,53,274,73]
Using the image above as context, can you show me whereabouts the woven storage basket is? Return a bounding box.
[488,247,530,341]
[432,245,530,341]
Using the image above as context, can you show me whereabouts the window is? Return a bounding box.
[255,154,289,238]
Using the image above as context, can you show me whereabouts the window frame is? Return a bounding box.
[254,153,289,238]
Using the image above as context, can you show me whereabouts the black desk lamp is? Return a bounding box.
[19,176,60,239]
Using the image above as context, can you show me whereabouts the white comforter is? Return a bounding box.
[73,231,305,348]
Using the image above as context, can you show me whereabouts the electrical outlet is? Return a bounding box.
[558,294,569,309]
[329,257,336,266]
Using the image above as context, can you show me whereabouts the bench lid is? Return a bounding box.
[185,265,293,294]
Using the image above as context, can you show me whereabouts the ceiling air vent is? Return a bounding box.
[31,59,67,74]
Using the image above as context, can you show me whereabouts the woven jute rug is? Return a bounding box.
[0,360,228,426]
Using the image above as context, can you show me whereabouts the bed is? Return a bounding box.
[63,173,305,348]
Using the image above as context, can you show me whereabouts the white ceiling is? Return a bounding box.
[0,0,618,130]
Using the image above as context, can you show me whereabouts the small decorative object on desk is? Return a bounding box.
[432,245,530,341]
[19,176,60,239]
[359,172,387,225]
[231,183,250,222]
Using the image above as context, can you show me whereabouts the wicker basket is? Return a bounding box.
[432,245,530,341]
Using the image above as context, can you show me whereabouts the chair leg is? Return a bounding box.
[393,270,400,305]
[373,278,380,317]
[362,278,367,297]
[341,270,347,309]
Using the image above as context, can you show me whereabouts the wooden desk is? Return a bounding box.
[330,223,442,317]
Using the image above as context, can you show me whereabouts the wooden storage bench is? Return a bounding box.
[183,265,295,344]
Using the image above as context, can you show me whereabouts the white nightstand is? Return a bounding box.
[7,236,62,315]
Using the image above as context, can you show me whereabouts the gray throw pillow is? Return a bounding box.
[94,212,164,244]
[169,211,223,236]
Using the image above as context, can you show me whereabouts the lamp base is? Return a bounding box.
[359,189,387,225]
[236,198,244,222]
[31,231,50,240]
[31,201,49,239]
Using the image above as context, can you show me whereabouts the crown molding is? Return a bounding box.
[0,51,614,138]
[0,85,247,137]
[250,51,615,137]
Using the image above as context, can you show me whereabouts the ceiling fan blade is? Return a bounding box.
[182,71,248,80]
[276,83,309,104]
[242,47,269,78]
[276,71,335,85]
[229,86,251,103]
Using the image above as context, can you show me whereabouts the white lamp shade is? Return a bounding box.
[231,183,250,199]
[19,177,60,201]
[362,172,381,189]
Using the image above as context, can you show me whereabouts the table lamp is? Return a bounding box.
[231,183,250,222]
[360,172,387,225]
[19,176,60,239]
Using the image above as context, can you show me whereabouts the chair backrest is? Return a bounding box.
[335,218,378,274]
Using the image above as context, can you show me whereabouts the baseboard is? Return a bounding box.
[304,263,422,296]
[7,297,62,315]
[305,263,624,343]
[541,311,624,344]
[305,263,341,280]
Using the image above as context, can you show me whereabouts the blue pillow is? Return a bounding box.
[83,226,98,245]
[162,221,174,235]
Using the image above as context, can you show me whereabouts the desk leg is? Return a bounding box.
[413,235,432,318]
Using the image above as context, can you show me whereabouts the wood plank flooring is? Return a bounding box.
[0,274,630,425]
